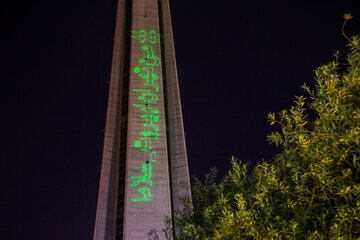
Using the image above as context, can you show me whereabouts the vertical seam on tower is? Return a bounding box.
[157,0,176,236]
[116,0,132,239]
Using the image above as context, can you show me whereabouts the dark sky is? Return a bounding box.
[1,0,359,239]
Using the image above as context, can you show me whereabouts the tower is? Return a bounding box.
[93,0,191,239]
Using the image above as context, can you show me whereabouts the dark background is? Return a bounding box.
[1,0,359,239]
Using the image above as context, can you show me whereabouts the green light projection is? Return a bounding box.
[150,151,157,162]
[140,130,159,139]
[134,137,152,151]
[134,67,159,91]
[132,104,159,131]
[133,89,158,103]
[130,163,153,186]
[131,30,160,44]
[130,30,162,202]
[131,187,152,202]
[138,45,161,66]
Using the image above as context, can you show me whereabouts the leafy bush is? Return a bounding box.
[150,14,360,240]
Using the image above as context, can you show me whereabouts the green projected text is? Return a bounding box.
[130,30,162,202]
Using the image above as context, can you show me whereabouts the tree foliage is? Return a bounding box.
[150,14,360,240]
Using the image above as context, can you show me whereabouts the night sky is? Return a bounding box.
[2,0,359,239]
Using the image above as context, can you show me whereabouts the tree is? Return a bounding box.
[150,14,360,240]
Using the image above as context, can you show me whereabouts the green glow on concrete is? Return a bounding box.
[131,30,160,44]
[133,89,158,103]
[143,123,158,133]
[136,67,159,91]
[151,151,157,162]
[140,130,159,140]
[133,104,159,123]
[130,187,152,201]
[139,45,161,66]
[132,104,159,135]
[135,137,152,151]
[130,29,163,203]
[130,163,152,186]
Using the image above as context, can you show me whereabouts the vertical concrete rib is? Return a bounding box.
[160,0,192,212]
[93,0,126,239]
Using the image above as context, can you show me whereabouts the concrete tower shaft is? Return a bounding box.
[93,0,191,239]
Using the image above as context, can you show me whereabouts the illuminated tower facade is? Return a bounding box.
[93,0,191,239]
